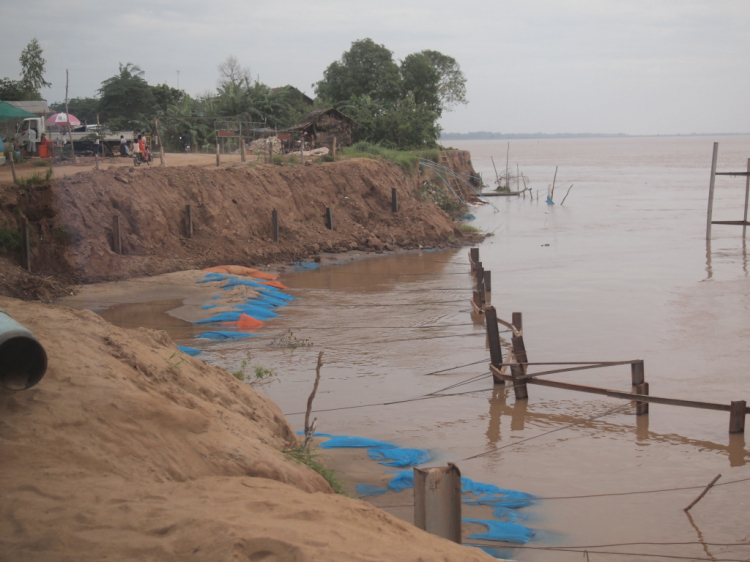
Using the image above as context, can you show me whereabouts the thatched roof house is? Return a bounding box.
[285,108,357,150]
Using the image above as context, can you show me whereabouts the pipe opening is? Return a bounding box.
[0,336,48,390]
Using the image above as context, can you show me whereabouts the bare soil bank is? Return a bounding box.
[0,296,494,562]
[0,151,480,300]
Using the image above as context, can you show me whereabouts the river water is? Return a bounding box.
[98,136,750,560]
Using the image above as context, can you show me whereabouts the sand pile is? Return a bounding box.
[0,296,493,561]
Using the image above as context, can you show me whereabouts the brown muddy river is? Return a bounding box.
[96,136,750,561]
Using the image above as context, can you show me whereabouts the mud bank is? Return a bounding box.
[0,151,480,300]
[0,296,495,561]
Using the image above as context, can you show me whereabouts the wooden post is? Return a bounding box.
[729,400,746,433]
[475,261,485,303]
[21,219,31,272]
[392,188,398,213]
[95,113,100,170]
[413,464,462,544]
[631,360,645,386]
[186,205,193,238]
[112,215,121,254]
[9,150,18,184]
[326,207,333,230]
[272,209,279,242]
[743,158,750,238]
[635,383,650,415]
[216,141,220,167]
[512,312,523,333]
[65,70,76,163]
[483,270,492,293]
[485,306,504,384]
[706,142,719,240]
[240,138,246,163]
[300,136,304,164]
[684,474,722,512]
[510,335,529,399]
[332,136,337,161]
[268,138,273,164]
[153,118,166,167]
[469,247,479,271]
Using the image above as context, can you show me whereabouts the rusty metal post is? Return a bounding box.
[414,464,462,544]
[485,306,504,385]
[392,188,399,212]
[326,207,333,230]
[475,261,485,303]
[469,247,479,271]
[729,400,746,433]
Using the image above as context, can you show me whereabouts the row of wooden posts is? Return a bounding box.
[109,189,399,255]
[468,247,747,434]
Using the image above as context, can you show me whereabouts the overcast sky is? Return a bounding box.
[2,0,748,135]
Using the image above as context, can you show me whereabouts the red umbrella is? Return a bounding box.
[45,112,81,126]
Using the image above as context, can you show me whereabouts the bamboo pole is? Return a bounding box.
[706,142,719,240]
[684,474,721,512]
[9,150,18,184]
[65,70,76,163]
[153,118,166,166]
[551,166,558,200]
[94,113,100,170]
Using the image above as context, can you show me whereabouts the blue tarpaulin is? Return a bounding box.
[232,305,279,320]
[368,448,430,467]
[177,345,202,356]
[293,261,320,271]
[197,331,254,340]
[197,273,229,283]
[356,484,388,496]
[464,518,536,544]
[319,436,397,450]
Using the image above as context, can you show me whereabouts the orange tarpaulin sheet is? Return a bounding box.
[258,280,288,289]
[203,265,278,280]
[221,313,265,329]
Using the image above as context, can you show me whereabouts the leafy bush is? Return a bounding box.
[0,226,22,252]
[340,143,441,175]
[17,167,53,186]
[284,446,347,495]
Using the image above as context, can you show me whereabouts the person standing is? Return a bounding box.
[119,135,128,157]
[27,127,37,157]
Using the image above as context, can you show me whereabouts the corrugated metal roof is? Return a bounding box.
[6,100,50,115]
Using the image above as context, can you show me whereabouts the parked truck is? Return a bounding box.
[12,117,134,156]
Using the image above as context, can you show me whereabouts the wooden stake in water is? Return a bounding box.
[684,474,721,512]
[743,158,750,238]
[706,142,719,240]
[551,166,558,200]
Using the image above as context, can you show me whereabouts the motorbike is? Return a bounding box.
[133,149,153,166]
[184,143,191,153]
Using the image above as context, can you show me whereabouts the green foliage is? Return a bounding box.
[284,446,347,495]
[231,360,278,386]
[0,78,28,101]
[416,180,466,218]
[152,84,185,114]
[49,97,100,125]
[0,225,22,253]
[19,38,50,98]
[459,224,481,233]
[341,143,440,175]
[17,167,53,187]
[98,63,156,130]
[269,330,313,349]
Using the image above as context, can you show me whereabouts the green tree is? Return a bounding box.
[19,38,50,99]
[315,39,401,105]
[0,78,27,100]
[416,50,467,112]
[400,53,442,115]
[152,84,185,114]
[98,63,156,129]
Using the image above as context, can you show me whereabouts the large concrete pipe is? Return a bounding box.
[0,311,47,390]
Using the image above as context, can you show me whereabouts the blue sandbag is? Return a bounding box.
[464,518,535,544]
[368,448,430,467]
[293,261,319,270]
[546,195,555,205]
[245,298,279,310]
[232,305,279,320]
[387,471,414,492]
[197,273,229,283]
[257,286,296,300]
[492,507,520,523]
[194,312,243,324]
[197,331,254,340]
[356,484,388,496]
[210,295,221,300]
[223,278,265,289]
[319,436,397,450]
[177,345,202,356]
[256,294,289,307]
[201,304,217,309]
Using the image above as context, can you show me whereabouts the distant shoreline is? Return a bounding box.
[440,132,750,140]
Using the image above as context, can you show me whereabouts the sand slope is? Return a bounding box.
[0,297,493,561]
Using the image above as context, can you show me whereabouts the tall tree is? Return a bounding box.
[152,84,185,114]
[50,97,100,124]
[315,39,401,104]
[19,38,51,99]
[217,55,251,89]
[98,63,155,129]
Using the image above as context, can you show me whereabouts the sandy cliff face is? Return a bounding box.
[0,297,493,561]
[0,152,480,300]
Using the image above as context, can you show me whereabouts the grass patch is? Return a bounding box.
[459,224,481,233]
[284,445,347,495]
[0,226,22,252]
[416,180,466,218]
[340,142,440,175]
[231,360,278,387]
[17,167,53,187]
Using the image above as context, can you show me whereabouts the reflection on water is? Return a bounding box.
[96,299,196,342]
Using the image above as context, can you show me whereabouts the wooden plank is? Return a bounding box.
[523,361,635,379]
[715,172,750,176]
[483,270,492,293]
[711,221,750,225]
[510,336,529,399]
[392,188,398,212]
[484,307,504,383]
[635,382,649,415]
[511,312,522,333]
[631,360,645,386]
[488,365,744,412]
[744,159,750,238]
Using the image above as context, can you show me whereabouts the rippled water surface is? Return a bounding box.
[103,136,750,560]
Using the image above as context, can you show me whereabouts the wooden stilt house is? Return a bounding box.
[285,108,357,150]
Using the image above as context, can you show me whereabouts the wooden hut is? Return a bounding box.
[285,108,357,150]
